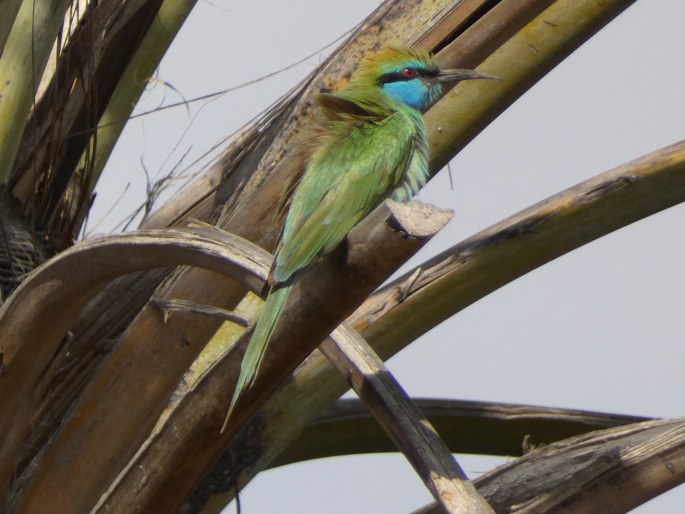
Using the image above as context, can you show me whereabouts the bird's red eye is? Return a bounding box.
[401,67,417,78]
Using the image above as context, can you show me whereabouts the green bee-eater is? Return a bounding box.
[230,47,493,415]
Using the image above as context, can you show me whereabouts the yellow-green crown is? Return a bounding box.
[350,47,440,85]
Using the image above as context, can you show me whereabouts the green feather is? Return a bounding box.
[227,283,292,418]
[272,110,422,283]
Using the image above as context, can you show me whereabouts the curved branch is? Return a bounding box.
[0,226,271,497]
[351,139,685,358]
[272,398,648,467]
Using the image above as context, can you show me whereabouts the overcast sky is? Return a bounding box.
[92,1,685,512]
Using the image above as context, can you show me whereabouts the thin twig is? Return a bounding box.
[150,298,248,326]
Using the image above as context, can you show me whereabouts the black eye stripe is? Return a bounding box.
[379,67,439,84]
[379,71,413,84]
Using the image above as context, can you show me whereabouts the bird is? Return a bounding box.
[228,47,494,418]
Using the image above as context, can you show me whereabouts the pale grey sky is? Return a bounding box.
[93,1,685,512]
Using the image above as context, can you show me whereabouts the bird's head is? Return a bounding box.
[349,47,495,112]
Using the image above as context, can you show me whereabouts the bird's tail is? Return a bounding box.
[225,283,292,426]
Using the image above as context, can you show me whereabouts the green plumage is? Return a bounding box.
[227,47,493,419]
[273,105,426,283]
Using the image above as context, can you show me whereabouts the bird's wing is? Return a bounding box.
[270,111,418,284]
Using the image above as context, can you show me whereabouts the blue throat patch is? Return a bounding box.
[382,79,442,111]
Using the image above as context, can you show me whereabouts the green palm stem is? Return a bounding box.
[81,0,198,192]
[0,0,71,184]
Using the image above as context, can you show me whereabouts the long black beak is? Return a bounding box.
[436,68,498,83]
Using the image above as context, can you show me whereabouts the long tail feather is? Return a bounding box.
[225,284,293,427]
